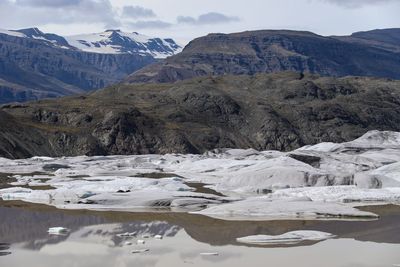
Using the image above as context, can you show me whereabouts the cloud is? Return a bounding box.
[16,0,82,7]
[320,0,397,8]
[122,5,156,19]
[0,1,240,33]
[127,20,172,29]
[0,0,120,28]
[177,12,240,25]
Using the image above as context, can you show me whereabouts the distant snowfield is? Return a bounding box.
[0,28,25,38]
[65,30,182,58]
[1,130,400,221]
[0,28,182,59]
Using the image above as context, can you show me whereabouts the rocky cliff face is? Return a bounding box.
[126,29,400,83]
[0,32,156,104]
[2,72,400,159]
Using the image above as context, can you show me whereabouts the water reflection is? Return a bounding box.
[0,243,11,257]
[1,200,400,249]
[1,201,400,267]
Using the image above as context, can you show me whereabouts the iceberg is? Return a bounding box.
[193,196,379,221]
[131,249,149,253]
[48,227,70,235]
[236,231,335,245]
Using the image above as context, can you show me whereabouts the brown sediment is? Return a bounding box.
[0,173,17,189]
[129,172,225,196]
[0,172,56,190]
[184,182,225,197]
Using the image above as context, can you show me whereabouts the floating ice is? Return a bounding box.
[131,249,149,253]
[193,196,379,221]
[236,231,335,245]
[200,252,219,256]
[48,227,70,235]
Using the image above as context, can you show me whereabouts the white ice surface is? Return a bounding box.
[2,130,400,220]
[192,196,378,221]
[236,231,335,245]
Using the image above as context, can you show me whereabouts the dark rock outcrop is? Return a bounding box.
[2,72,400,158]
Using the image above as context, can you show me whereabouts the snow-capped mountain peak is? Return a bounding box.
[0,28,182,59]
[12,28,74,49]
[65,29,182,58]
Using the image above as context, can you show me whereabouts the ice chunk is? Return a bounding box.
[154,235,163,239]
[200,252,219,256]
[236,230,335,245]
[132,249,149,253]
[193,196,379,221]
[136,240,145,245]
[48,227,70,235]
[355,162,400,188]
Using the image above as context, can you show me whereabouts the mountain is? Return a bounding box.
[2,72,400,159]
[126,29,400,84]
[351,28,400,45]
[1,28,182,58]
[65,29,182,58]
[0,28,181,104]
[332,28,400,53]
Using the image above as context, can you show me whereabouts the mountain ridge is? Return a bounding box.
[1,27,182,58]
[0,27,182,104]
[126,28,400,84]
[2,72,400,159]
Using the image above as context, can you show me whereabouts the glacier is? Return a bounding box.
[1,130,400,220]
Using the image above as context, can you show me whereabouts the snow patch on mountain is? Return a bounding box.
[65,30,182,58]
[0,28,25,38]
[0,28,182,58]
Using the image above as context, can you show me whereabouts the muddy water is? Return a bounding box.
[0,200,400,267]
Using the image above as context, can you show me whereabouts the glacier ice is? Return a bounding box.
[236,231,335,245]
[2,130,400,221]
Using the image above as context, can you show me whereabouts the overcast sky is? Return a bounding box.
[0,0,399,44]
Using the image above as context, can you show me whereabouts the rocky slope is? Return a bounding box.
[2,72,400,158]
[0,28,181,104]
[126,29,400,83]
[335,28,400,52]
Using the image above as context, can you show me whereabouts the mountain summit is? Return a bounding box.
[126,29,400,83]
[65,29,182,58]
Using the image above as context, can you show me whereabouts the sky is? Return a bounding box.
[0,0,399,44]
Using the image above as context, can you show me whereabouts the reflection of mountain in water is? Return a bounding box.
[0,203,181,250]
[1,201,400,249]
[0,243,11,256]
[83,221,181,247]
[0,205,106,249]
